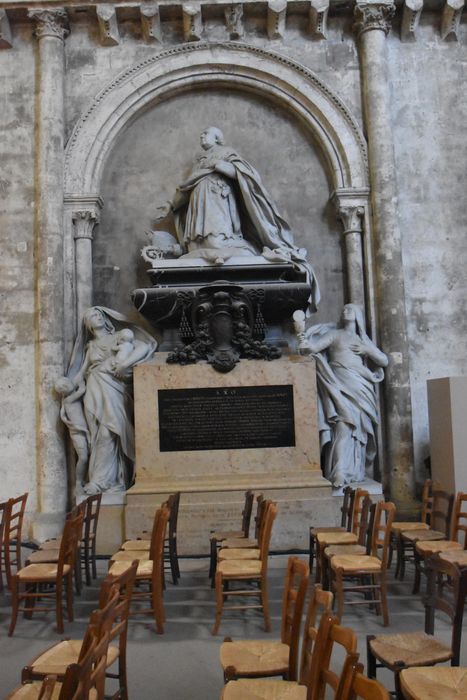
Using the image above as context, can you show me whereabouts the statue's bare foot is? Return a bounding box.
[333,473,345,489]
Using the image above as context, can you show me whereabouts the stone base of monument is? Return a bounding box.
[332,477,383,497]
[77,492,126,556]
[123,352,338,554]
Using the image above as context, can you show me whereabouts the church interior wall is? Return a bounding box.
[0,2,466,523]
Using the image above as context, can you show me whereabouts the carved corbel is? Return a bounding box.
[182,4,203,41]
[401,0,423,41]
[267,0,287,39]
[96,5,120,46]
[309,0,329,40]
[0,10,12,49]
[441,0,464,40]
[140,4,162,43]
[225,4,244,39]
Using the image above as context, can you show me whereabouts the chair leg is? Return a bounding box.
[335,568,344,622]
[75,551,82,595]
[169,539,178,585]
[212,571,224,635]
[397,536,406,581]
[55,580,64,634]
[152,581,164,635]
[91,538,97,580]
[412,549,421,595]
[118,648,129,700]
[380,574,389,627]
[309,530,314,574]
[261,577,271,633]
[8,576,20,636]
[66,573,74,622]
[366,636,377,679]
[84,541,91,587]
[23,584,37,619]
[388,535,394,569]
[394,670,405,700]
[174,538,180,580]
[209,538,217,584]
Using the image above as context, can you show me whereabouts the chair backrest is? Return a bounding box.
[239,490,254,538]
[421,479,433,525]
[449,492,467,546]
[166,492,181,541]
[150,506,170,583]
[280,557,310,681]
[424,553,467,665]
[431,489,454,537]
[259,502,277,572]
[58,631,110,700]
[0,500,8,544]
[340,487,354,529]
[58,511,84,577]
[336,658,390,700]
[83,493,102,544]
[299,585,333,684]
[350,489,369,535]
[4,492,28,574]
[355,495,372,547]
[301,612,358,700]
[254,494,266,539]
[99,560,138,660]
[369,501,396,568]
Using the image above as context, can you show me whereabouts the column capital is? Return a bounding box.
[28,8,69,41]
[336,205,365,234]
[72,209,99,240]
[354,0,395,37]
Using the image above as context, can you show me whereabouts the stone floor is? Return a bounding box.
[0,553,465,699]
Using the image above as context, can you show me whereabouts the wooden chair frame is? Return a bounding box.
[390,479,432,579]
[209,491,256,581]
[0,499,8,593]
[212,502,277,635]
[163,491,181,585]
[336,659,390,700]
[3,492,28,589]
[330,501,395,626]
[8,511,83,636]
[309,487,355,574]
[221,556,309,682]
[367,555,467,700]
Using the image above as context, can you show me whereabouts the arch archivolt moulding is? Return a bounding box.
[64,41,368,195]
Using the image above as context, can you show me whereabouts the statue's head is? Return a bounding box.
[83,306,115,335]
[341,303,366,337]
[200,126,224,150]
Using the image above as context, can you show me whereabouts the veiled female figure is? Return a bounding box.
[65,307,156,495]
[299,304,388,487]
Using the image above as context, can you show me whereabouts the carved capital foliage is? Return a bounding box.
[354,1,395,37]
[337,205,365,234]
[72,209,99,240]
[28,8,69,40]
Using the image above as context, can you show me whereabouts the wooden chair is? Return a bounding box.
[390,479,433,579]
[212,502,277,635]
[217,499,273,563]
[0,499,8,592]
[322,496,373,590]
[330,501,395,626]
[8,511,83,636]
[3,492,28,589]
[400,666,467,700]
[218,496,268,552]
[413,491,467,594]
[109,506,170,634]
[309,486,355,573]
[315,488,369,585]
[367,555,467,700]
[21,562,138,700]
[220,557,310,682]
[8,589,119,700]
[121,492,181,585]
[336,659,390,700]
[400,488,454,593]
[221,612,357,700]
[209,491,256,581]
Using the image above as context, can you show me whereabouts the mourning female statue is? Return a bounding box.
[58,307,156,495]
[170,126,320,310]
[295,304,388,488]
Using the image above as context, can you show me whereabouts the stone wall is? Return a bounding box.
[0,0,466,528]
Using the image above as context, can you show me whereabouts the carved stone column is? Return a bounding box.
[29,8,69,538]
[331,189,369,308]
[72,207,100,322]
[355,0,416,509]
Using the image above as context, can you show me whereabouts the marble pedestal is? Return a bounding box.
[427,376,467,493]
[126,353,337,554]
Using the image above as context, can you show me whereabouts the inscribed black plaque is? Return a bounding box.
[158,385,295,452]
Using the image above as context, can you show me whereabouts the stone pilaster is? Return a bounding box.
[354,0,416,509]
[29,8,69,538]
[72,208,99,323]
[332,189,369,309]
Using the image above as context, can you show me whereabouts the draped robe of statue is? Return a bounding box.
[66,307,156,494]
[172,143,320,311]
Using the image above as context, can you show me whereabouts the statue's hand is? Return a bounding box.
[349,340,366,355]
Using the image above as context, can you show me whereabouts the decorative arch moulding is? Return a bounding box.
[64,41,368,199]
